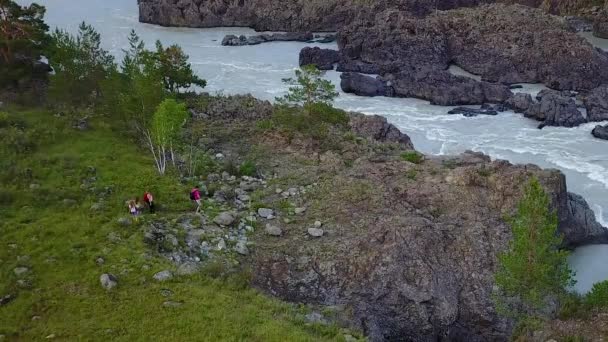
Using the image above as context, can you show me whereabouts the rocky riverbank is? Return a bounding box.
[137,94,608,341]
[139,0,608,133]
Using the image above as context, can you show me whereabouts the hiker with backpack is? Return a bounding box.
[190,186,202,213]
[143,190,155,213]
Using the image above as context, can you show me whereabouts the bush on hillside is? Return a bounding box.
[585,280,608,309]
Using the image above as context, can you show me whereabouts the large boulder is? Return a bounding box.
[340,72,391,97]
[387,68,512,106]
[561,193,608,247]
[583,86,608,122]
[533,92,587,128]
[348,113,414,149]
[593,20,608,39]
[505,93,535,112]
[299,47,341,70]
[592,124,608,140]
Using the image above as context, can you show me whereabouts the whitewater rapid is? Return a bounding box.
[24,0,608,293]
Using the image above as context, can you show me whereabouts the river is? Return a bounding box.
[23,0,608,294]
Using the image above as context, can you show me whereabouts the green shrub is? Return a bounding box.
[238,160,257,177]
[406,169,418,180]
[307,102,349,127]
[584,280,608,308]
[401,151,424,164]
[256,119,274,131]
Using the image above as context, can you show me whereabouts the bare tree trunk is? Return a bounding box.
[144,129,163,174]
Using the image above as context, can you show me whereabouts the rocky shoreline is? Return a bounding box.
[139,0,608,136]
[136,94,607,341]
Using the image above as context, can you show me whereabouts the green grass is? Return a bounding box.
[400,151,424,164]
[0,109,352,341]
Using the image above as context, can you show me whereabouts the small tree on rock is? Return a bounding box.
[145,98,189,175]
[155,40,206,93]
[277,64,338,108]
[494,177,575,318]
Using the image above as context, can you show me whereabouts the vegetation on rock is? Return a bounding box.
[494,178,575,330]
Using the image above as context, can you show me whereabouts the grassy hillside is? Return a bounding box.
[0,108,350,341]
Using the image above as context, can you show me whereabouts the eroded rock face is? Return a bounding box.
[338,4,608,91]
[583,86,608,122]
[249,151,605,341]
[593,20,608,38]
[138,0,497,31]
[299,47,341,70]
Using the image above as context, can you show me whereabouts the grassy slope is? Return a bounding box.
[0,109,346,341]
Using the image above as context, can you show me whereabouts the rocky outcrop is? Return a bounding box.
[532,91,587,128]
[593,19,608,38]
[221,32,319,46]
[249,149,605,341]
[147,93,608,341]
[138,0,502,31]
[388,69,512,106]
[592,124,608,140]
[583,85,608,122]
[299,47,341,70]
[348,112,414,148]
[562,192,608,247]
[505,91,587,128]
[341,69,512,105]
[447,106,499,117]
[338,4,608,91]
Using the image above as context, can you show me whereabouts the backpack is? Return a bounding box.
[189,190,196,200]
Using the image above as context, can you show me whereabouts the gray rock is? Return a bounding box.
[214,212,236,226]
[153,270,174,282]
[235,241,249,255]
[62,199,78,207]
[162,301,184,308]
[299,47,340,70]
[100,273,118,290]
[314,221,323,228]
[257,208,274,219]
[592,125,608,140]
[265,224,282,236]
[95,257,105,265]
[294,207,307,215]
[177,262,199,276]
[90,202,104,211]
[216,238,227,251]
[305,311,328,324]
[308,228,324,237]
[13,267,29,276]
[117,217,131,226]
[0,294,15,306]
[584,85,608,122]
[560,192,608,247]
[29,183,40,190]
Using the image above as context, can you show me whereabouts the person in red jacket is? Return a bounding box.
[190,186,202,213]
[143,190,155,213]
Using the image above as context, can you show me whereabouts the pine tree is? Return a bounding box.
[494,178,575,317]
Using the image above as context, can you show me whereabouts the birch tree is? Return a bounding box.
[145,98,188,175]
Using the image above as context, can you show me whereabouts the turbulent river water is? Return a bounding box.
[26,0,608,293]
